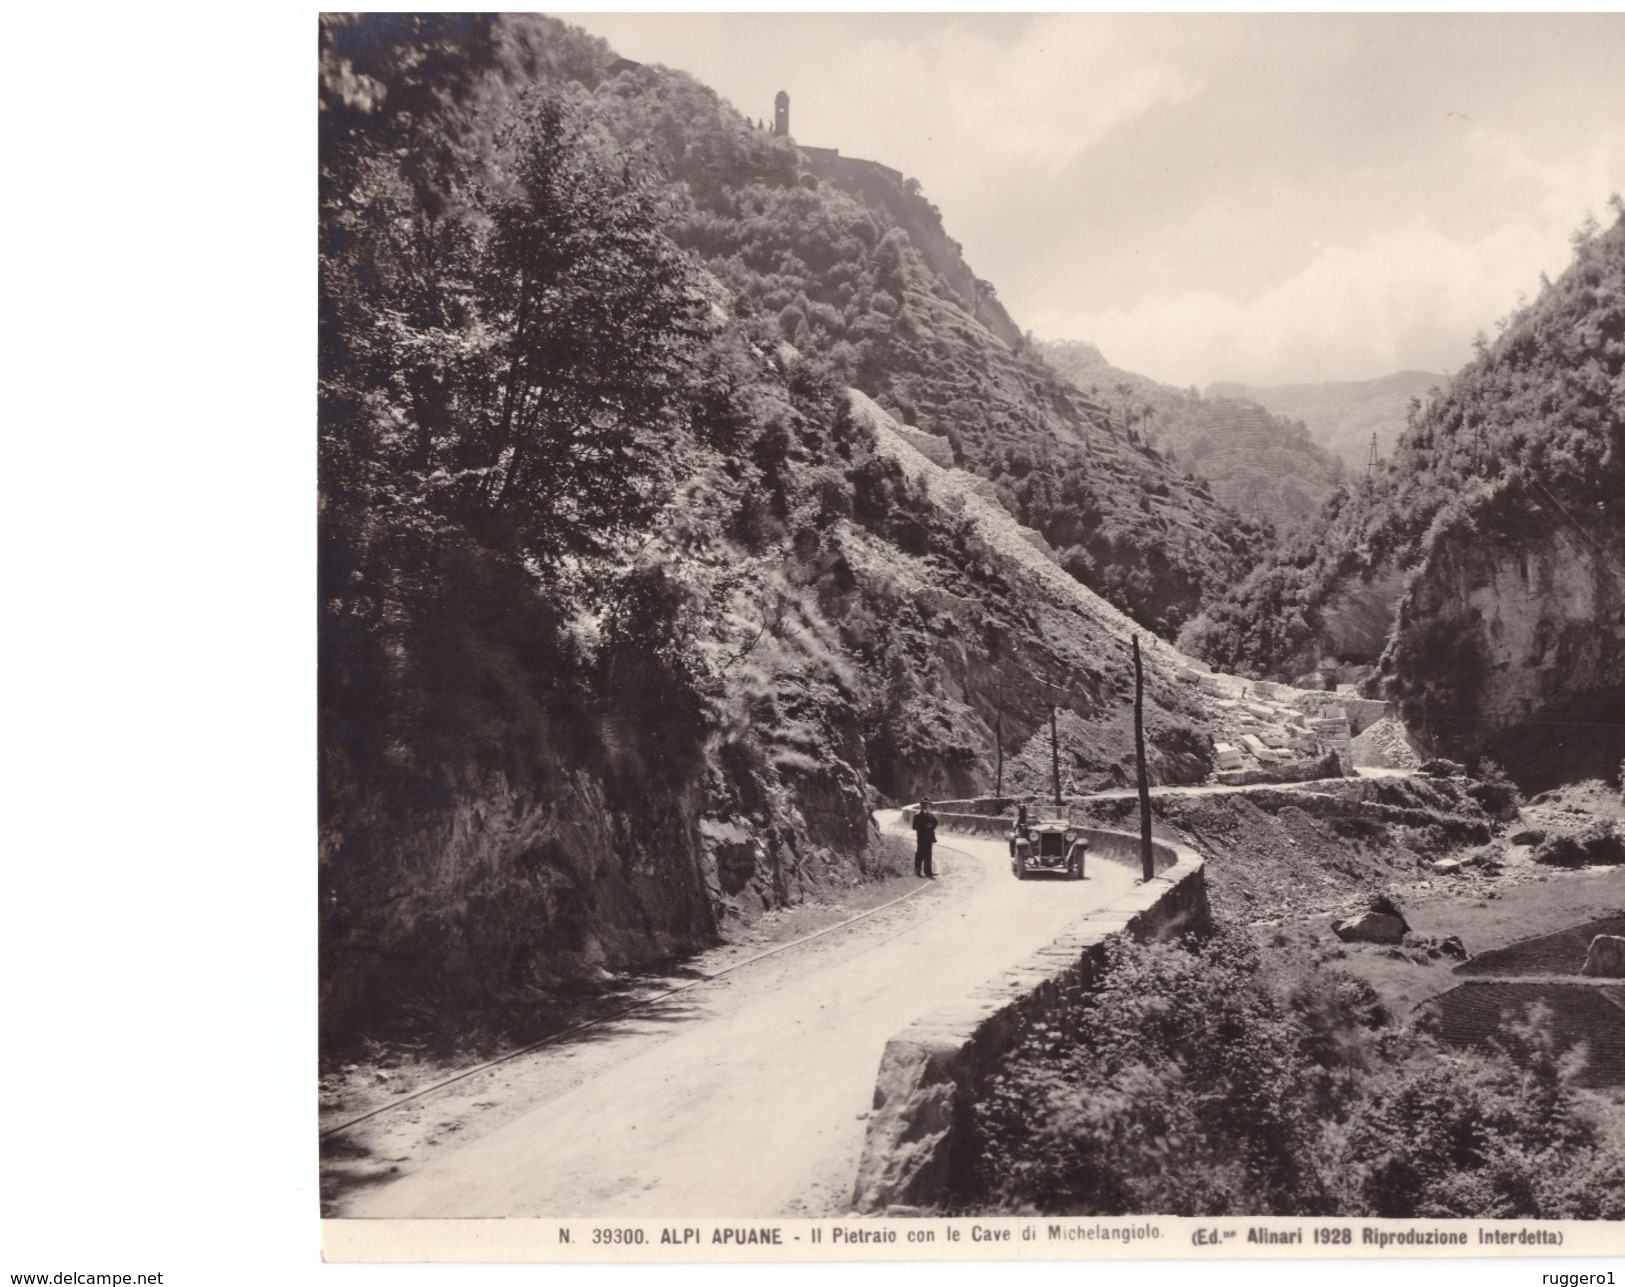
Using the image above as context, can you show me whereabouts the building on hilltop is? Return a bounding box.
[774,89,790,138]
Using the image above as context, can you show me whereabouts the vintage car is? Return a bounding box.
[1010,819,1086,880]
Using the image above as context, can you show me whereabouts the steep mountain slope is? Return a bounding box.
[1042,340,1347,533]
[627,99,1269,636]
[317,15,1259,1049]
[1208,370,1446,470]
[1181,210,1625,788]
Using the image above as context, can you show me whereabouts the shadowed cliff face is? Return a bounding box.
[320,689,878,1050]
[320,764,717,1047]
[1317,567,1407,666]
[1387,526,1625,788]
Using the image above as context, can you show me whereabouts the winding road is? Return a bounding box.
[341,811,1137,1219]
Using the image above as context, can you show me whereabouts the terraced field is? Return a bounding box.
[1456,915,1625,977]
[1424,982,1625,1088]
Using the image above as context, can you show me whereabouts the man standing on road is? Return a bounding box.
[913,799,938,878]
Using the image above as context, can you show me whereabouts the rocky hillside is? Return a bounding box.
[1182,208,1625,788]
[658,141,1272,637]
[1041,339,1346,534]
[1209,370,1446,470]
[317,15,1271,1050]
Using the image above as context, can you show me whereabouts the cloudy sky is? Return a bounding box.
[565,12,1625,389]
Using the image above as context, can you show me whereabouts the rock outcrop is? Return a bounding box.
[1333,911,1409,944]
[1388,525,1625,786]
[1582,935,1625,978]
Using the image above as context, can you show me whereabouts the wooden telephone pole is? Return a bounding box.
[994,712,1004,800]
[989,680,1069,813]
[1050,702,1062,811]
[1133,635,1154,882]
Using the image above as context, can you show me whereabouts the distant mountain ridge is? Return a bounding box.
[1207,370,1445,469]
[1040,339,1346,534]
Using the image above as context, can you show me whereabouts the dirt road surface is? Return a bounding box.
[342,812,1136,1219]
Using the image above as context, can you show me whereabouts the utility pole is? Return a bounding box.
[1050,703,1062,812]
[989,678,1068,813]
[994,711,1005,801]
[1133,635,1154,883]
[1366,431,1379,480]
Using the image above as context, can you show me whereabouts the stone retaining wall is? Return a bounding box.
[1213,749,1343,787]
[1290,690,1392,736]
[851,819,1208,1212]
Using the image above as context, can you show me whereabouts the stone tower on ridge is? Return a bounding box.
[773,90,789,138]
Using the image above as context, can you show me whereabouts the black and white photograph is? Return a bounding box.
[309,10,1625,1252]
[21,9,1625,1283]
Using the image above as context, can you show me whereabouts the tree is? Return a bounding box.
[461,94,709,565]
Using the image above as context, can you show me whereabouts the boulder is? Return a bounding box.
[1333,912,1408,944]
[1581,935,1625,978]
[1239,734,1269,757]
[1258,726,1291,748]
[1438,935,1469,961]
[1509,827,1546,846]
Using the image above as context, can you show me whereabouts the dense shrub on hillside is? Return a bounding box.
[1534,822,1625,868]
[972,927,1625,1217]
[1467,759,1523,821]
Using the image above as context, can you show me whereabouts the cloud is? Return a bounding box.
[569,14,1625,388]
[1034,127,1625,387]
[839,16,1203,179]
[1464,124,1625,231]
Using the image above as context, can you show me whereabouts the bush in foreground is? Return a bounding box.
[972,926,1625,1218]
